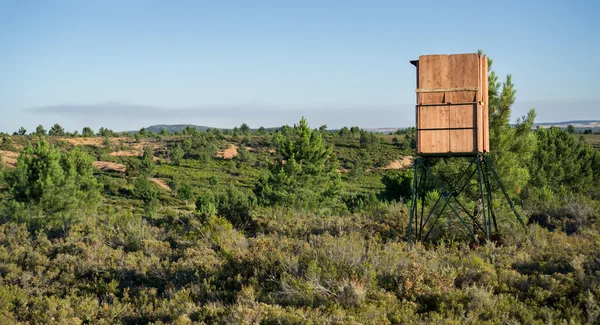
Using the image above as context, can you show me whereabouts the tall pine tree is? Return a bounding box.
[485,54,537,198]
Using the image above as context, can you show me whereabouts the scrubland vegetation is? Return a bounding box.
[0,61,600,324]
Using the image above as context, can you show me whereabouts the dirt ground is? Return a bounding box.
[0,150,18,167]
[92,161,127,173]
[150,178,171,190]
[109,150,142,157]
[382,156,413,169]
[216,144,239,159]
[57,137,105,146]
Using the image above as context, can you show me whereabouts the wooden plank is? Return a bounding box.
[449,104,475,128]
[482,56,489,152]
[416,87,478,93]
[418,130,450,154]
[418,105,449,129]
[448,53,479,103]
[477,55,483,152]
[477,104,484,153]
[449,129,475,153]
[418,55,449,104]
[416,61,420,110]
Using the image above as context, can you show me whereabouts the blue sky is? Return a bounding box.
[1,0,598,132]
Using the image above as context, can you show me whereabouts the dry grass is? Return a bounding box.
[109,150,142,157]
[150,178,171,191]
[57,137,105,146]
[93,161,127,173]
[583,134,600,149]
[382,156,413,170]
[0,150,18,167]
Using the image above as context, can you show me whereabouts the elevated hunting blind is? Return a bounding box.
[407,53,525,243]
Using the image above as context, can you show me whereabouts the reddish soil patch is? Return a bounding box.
[382,156,414,170]
[0,150,18,167]
[217,144,239,159]
[93,161,127,173]
[150,178,171,191]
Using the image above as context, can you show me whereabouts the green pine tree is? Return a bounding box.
[254,117,341,208]
[2,140,101,230]
[486,55,537,198]
[48,123,65,136]
[170,145,185,166]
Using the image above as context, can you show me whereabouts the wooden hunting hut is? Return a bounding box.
[410,53,489,155]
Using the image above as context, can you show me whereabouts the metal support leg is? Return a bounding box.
[484,155,527,231]
[407,158,419,241]
[482,158,499,234]
[476,154,490,241]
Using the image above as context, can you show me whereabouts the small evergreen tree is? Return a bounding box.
[256,126,268,136]
[170,145,185,166]
[235,145,251,163]
[34,125,46,136]
[82,127,95,137]
[2,140,101,230]
[240,123,251,136]
[527,127,600,199]
[177,181,194,202]
[133,177,158,216]
[140,147,155,176]
[98,127,114,137]
[254,117,341,208]
[48,123,65,136]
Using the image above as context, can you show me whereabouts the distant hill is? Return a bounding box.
[126,120,600,135]
[129,124,285,134]
[126,124,213,134]
[533,120,600,130]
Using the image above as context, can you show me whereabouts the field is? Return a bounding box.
[583,134,600,149]
[0,124,599,324]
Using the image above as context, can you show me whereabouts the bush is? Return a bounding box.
[196,192,218,217]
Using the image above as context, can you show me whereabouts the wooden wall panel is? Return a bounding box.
[418,55,449,104]
[449,104,475,128]
[418,130,450,154]
[418,105,450,153]
[448,54,479,103]
[419,105,449,129]
[450,130,475,153]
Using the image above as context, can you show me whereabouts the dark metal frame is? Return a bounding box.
[407,153,526,242]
